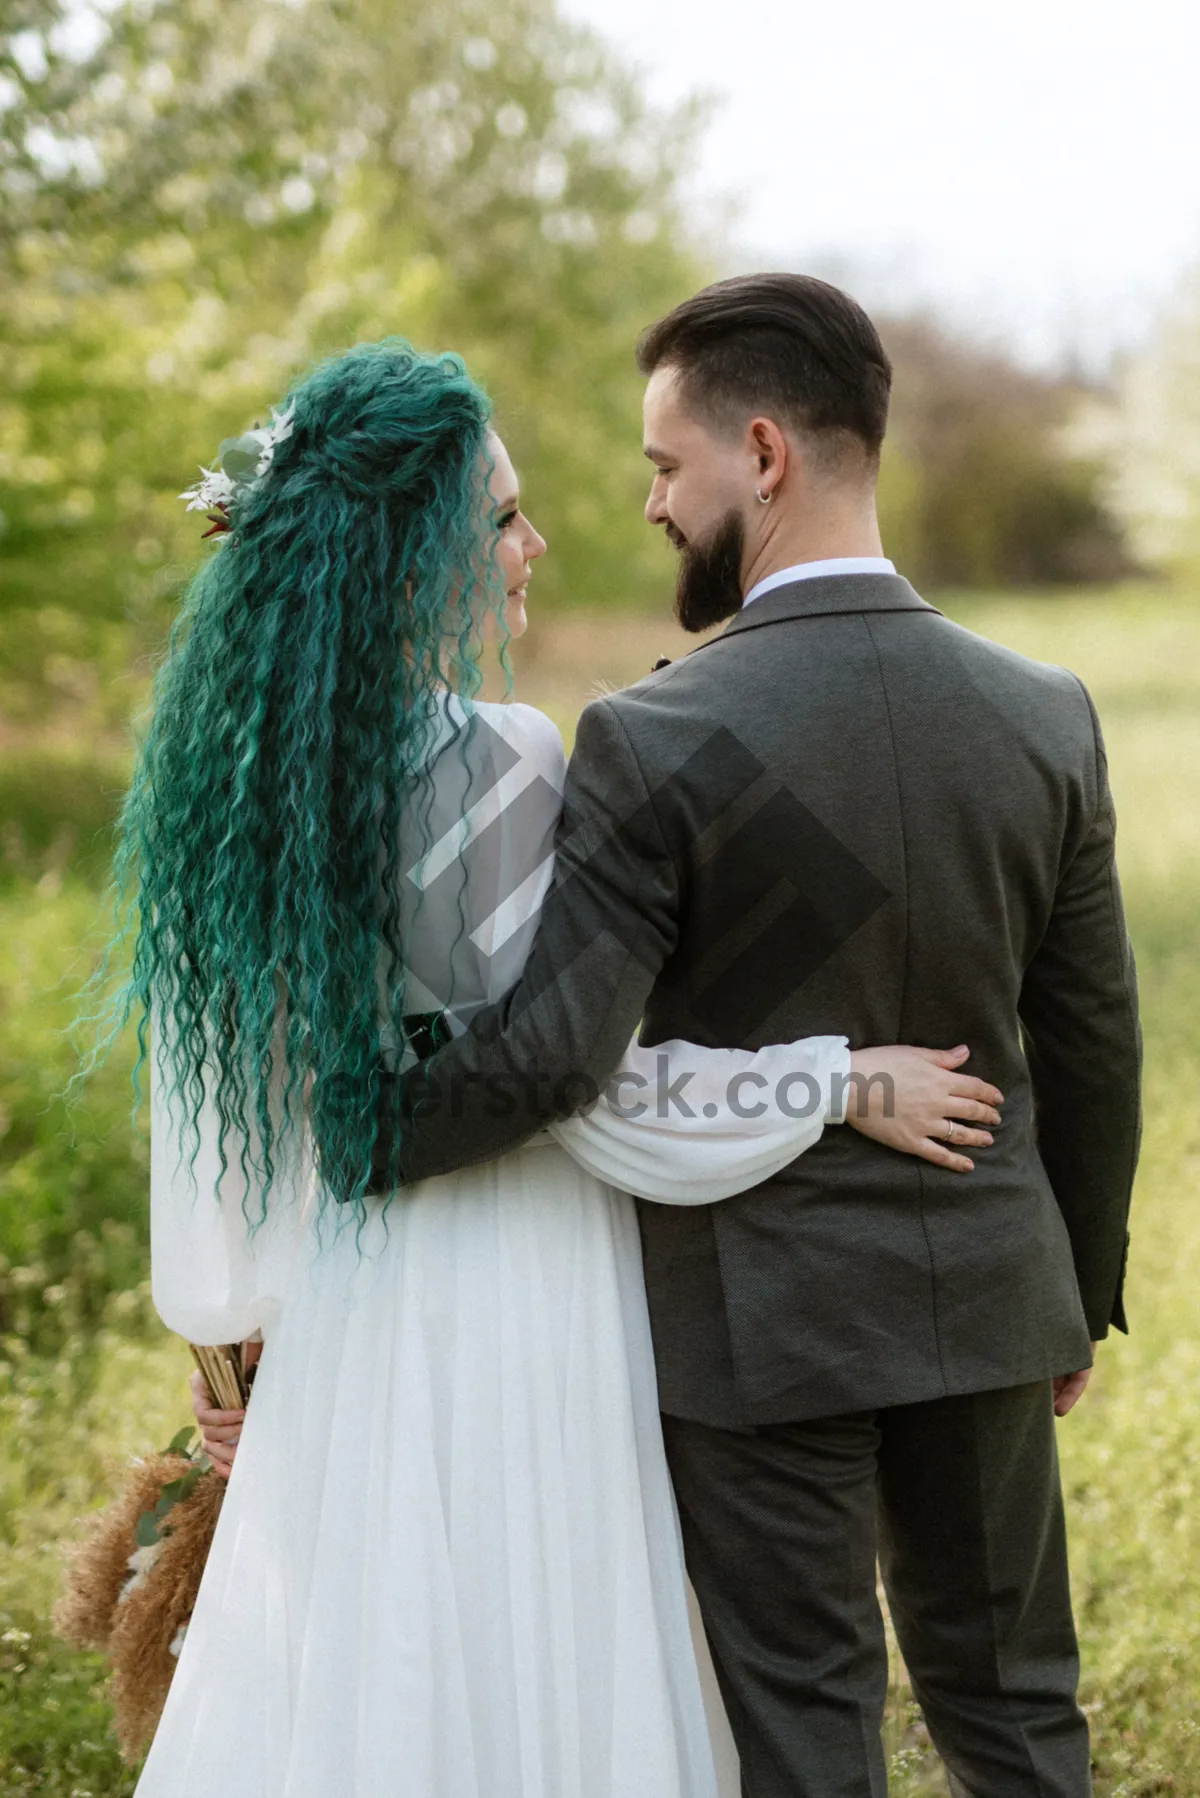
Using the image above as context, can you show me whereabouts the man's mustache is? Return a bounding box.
[665,523,688,552]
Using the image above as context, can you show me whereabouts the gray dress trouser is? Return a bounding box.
[662,1381,1092,1798]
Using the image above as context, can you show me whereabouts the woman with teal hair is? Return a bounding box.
[122,339,993,1797]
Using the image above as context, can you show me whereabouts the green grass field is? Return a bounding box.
[2,583,1199,1795]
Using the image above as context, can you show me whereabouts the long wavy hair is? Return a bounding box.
[110,339,500,1216]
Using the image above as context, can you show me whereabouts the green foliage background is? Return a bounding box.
[2,0,701,738]
[1,0,1196,1792]
[1,0,1126,746]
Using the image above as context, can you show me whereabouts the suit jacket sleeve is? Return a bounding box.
[381,695,681,1186]
[1018,683,1141,1338]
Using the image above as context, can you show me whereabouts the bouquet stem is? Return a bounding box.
[189,1341,252,1410]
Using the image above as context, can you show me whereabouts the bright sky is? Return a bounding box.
[562,0,1200,369]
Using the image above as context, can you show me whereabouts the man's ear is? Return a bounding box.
[747,415,789,502]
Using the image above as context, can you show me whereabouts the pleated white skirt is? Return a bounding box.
[134,1137,736,1798]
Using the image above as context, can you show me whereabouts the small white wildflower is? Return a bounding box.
[179,466,236,514]
[252,400,295,478]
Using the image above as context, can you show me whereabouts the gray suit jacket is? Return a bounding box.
[384,573,1141,1426]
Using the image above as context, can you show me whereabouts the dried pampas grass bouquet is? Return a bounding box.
[55,1341,253,1762]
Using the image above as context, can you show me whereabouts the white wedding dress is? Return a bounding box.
[138,699,849,1798]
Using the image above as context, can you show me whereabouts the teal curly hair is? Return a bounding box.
[112,338,501,1215]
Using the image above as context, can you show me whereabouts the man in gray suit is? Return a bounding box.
[370,274,1140,1794]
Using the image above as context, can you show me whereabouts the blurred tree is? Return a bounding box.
[1,0,1139,745]
[1110,267,1200,581]
[0,0,703,730]
[876,316,1129,590]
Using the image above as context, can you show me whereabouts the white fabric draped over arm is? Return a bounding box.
[549,1034,851,1204]
[149,1018,314,1346]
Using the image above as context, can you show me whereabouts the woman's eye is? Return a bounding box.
[495,509,518,530]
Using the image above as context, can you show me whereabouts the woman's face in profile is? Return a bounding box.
[485,433,546,639]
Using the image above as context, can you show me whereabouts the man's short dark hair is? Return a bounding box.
[637,273,892,467]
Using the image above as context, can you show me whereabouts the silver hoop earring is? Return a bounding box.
[755,487,773,505]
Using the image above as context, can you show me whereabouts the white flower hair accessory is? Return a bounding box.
[179,401,296,539]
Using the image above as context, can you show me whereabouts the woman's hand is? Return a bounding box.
[190,1340,262,1480]
[844,1044,1003,1174]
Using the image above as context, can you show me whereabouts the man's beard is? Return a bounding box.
[671,510,745,634]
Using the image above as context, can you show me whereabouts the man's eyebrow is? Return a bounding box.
[643,444,671,463]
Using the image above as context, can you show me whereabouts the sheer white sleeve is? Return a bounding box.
[149,1019,314,1345]
[549,1033,852,1204]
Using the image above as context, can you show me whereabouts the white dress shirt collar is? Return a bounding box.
[742,557,896,611]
